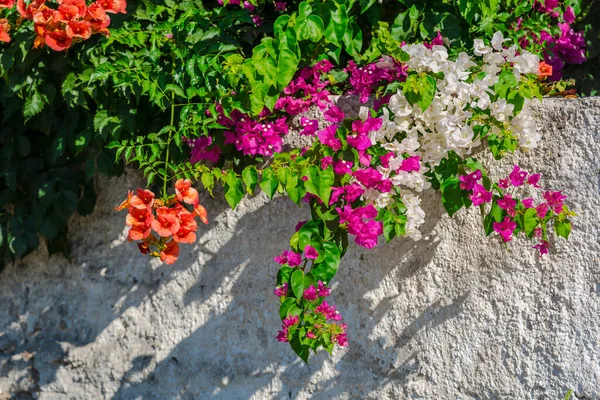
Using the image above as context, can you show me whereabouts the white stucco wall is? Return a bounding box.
[0,98,599,399]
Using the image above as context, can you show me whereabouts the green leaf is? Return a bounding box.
[260,169,279,199]
[276,49,299,88]
[242,166,259,195]
[165,84,186,99]
[555,219,572,239]
[201,172,215,195]
[290,333,310,363]
[310,242,340,283]
[298,1,312,17]
[23,91,44,119]
[524,208,538,238]
[279,297,297,319]
[459,0,478,23]
[224,170,244,210]
[440,177,466,217]
[291,269,305,299]
[324,4,348,45]
[277,266,294,286]
[303,166,334,205]
[297,15,324,42]
[418,75,437,111]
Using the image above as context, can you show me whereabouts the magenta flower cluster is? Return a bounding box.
[220,109,290,157]
[337,204,383,249]
[275,278,347,348]
[460,165,569,256]
[345,58,408,103]
[518,0,586,80]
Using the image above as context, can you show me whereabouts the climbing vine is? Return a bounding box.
[0,0,592,362]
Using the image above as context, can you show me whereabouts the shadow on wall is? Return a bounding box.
[0,177,463,399]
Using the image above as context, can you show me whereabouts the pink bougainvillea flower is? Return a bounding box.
[379,152,394,168]
[295,220,307,232]
[346,132,372,151]
[306,331,316,339]
[459,170,482,191]
[333,160,353,175]
[497,194,517,217]
[335,332,348,346]
[160,240,180,265]
[470,184,492,206]
[317,280,330,297]
[493,216,517,243]
[329,186,346,205]
[251,14,263,26]
[317,125,341,150]
[274,250,302,267]
[353,168,383,189]
[274,1,287,12]
[522,198,534,208]
[324,105,345,123]
[563,6,575,24]
[276,328,289,342]
[300,117,319,136]
[527,173,542,188]
[303,285,318,300]
[304,245,319,260]
[320,156,333,170]
[274,282,288,297]
[543,190,567,213]
[498,179,510,189]
[351,118,382,135]
[508,165,528,187]
[536,203,549,218]
[533,240,550,256]
[283,315,299,327]
[399,156,421,173]
[345,183,365,202]
[315,301,342,320]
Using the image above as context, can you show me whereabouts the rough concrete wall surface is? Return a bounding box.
[0,98,599,400]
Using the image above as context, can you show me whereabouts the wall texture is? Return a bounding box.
[0,98,599,400]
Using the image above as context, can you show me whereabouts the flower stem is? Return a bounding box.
[164,90,175,201]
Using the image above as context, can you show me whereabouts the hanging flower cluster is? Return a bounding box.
[262,32,573,360]
[461,164,574,255]
[115,179,208,264]
[0,0,126,49]
[273,244,348,354]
